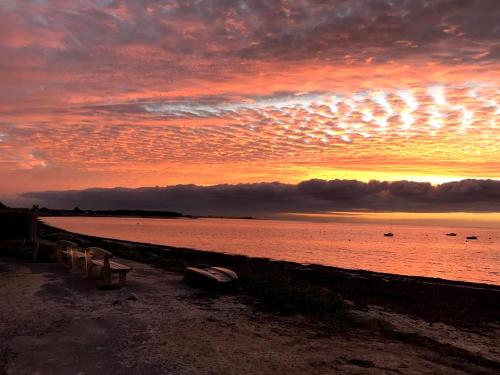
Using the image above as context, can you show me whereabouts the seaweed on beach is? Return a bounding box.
[234,261,347,318]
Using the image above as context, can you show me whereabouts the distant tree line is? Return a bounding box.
[35,206,186,218]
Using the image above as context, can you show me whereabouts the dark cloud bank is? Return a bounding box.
[21,179,500,216]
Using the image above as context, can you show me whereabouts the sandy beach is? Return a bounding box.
[1,256,499,375]
[0,224,499,374]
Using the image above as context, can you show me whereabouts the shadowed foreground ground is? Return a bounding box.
[1,254,499,374]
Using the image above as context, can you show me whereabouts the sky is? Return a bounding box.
[1,0,499,213]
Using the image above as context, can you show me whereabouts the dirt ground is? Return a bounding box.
[1,257,499,374]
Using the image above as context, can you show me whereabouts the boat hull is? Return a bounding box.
[185,266,239,290]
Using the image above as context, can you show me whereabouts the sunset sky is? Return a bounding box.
[1,0,499,211]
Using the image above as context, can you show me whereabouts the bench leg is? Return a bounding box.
[85,263,95,279]
[56,250,63,265]
[102,269,112,286]
[71,255,80,272]
[118,272,127,287]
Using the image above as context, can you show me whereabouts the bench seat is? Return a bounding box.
[91,259,132,272]
[61,249,85,259]
[85,247,132,286]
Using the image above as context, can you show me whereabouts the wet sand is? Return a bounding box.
[0,224,499,374]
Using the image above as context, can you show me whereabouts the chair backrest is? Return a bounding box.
[85,247,112,271]
[56,240,78,252]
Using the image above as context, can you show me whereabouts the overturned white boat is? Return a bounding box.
[185,266,239,289]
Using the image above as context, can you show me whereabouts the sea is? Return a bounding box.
[43,216,500,285]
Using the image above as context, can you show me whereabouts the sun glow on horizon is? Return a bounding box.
[281,211,500,228]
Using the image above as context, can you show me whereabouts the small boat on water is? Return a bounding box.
[446,233,457,236]
[466,236,478,240]
[384,220,394,237]
[185,266,239,289]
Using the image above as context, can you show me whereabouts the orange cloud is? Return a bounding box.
[0,0,499,198]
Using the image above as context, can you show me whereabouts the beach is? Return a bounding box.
[1,223,499,374]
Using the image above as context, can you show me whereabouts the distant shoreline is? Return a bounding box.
[39,214,258,220]
[36,209,258,221]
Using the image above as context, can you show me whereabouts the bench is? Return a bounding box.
[85,247,132,286]
[56,240,85,270]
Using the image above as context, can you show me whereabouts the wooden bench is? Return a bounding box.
[84,247,132,286]
[56,240,85,270]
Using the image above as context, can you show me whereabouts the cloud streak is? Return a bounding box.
[21,179,500,215]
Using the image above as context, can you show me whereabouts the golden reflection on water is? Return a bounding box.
[281,212,500,228]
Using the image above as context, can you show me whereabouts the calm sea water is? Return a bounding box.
[44,216,500,285]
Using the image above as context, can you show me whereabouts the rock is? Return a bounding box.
[346,358,375,368]
[126,294,138,301]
